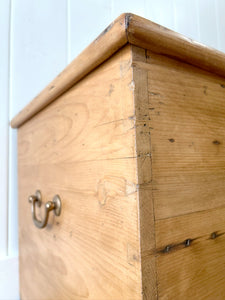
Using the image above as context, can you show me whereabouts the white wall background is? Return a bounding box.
[0,0,225,299]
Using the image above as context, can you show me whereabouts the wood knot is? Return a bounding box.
[168,138,175,143]
[213,140,221,145]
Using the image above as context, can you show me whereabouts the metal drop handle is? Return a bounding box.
[28,190,62,229]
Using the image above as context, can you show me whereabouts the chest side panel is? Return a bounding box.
[148,53,225,299]
[146,53,225,221]
[133,48,225,299]
[18,45,142,300]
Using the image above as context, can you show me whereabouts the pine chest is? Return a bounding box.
[11,13,225,300]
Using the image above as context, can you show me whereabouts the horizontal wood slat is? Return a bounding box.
[142,52,225,219]
[155,206,225,299]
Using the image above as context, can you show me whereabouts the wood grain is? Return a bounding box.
[132,46,157,300]
[18,45,143,300]
[141,51,225,219]
[11,13,225,128]
[131,46,225,299]
[155,206,225,299]
[11,13,128,128]
[14,14,225,299]
[127,14,225,78]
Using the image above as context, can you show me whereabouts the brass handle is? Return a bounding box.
[28,190,62,229]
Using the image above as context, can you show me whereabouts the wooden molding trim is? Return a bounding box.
[11,13,225,128]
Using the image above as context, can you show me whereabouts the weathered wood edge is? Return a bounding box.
[127,14,225,79]
[10,13,129,128]
[132,46,158,300]
[11,13,225,128]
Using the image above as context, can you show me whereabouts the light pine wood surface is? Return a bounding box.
[130,43,225,298]
[13,13,225,300]
[155,206,225,299]
[18,46,142,300]
[133,48,225,299]
[145,52,225,219]
[132,46,157,300]
[11,13,225,129]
